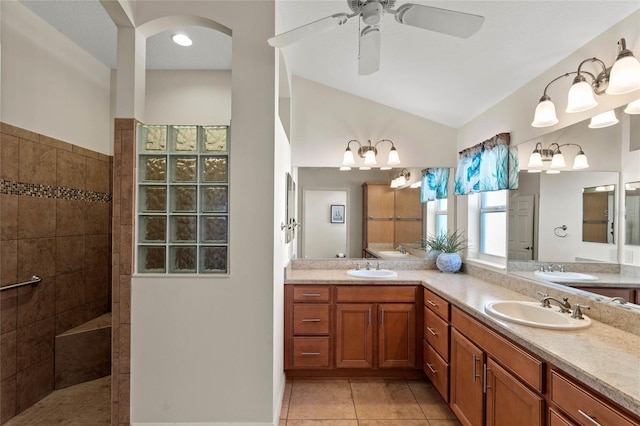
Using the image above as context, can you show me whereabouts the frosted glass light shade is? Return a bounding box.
[396,175,407,187]
[572,152,589,170]
[390,178,399,188]
[364,149,377,165]
[343,148,355,165]
[588,110,619,129]
[550,152,566,168]
[566,81,598,113]
[606,55,640,95]
[527,152,543,168]
[624,99,640,114]
[387,147,400,165]
[531,100,559,127]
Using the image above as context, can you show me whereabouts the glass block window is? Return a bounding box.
[137,125,229,274]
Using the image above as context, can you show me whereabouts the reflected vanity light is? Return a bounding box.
[390,168,410,188]
[410,181,422,188]
[531,38,640,128]
[624,98,640,114]
[341,139,400,169]
[588,110,619,129]
[527,142,589,173]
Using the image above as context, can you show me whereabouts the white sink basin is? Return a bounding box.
[377,250,409,258]
[347,269,398,279]
[534,271,598,283]
[485,301,591,330]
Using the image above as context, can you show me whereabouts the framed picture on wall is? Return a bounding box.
[330,204,345,224]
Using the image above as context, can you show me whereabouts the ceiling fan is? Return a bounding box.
[267,0,484,75]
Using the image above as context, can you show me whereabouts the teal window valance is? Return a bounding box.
[454,133,518,195]
[421,167,450,202]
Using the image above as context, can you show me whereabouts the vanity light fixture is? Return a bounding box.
[624,98,640,114]
[588,110,619,128]
[527,142,589,173]
[390,168,410,188]
[342,139,400,170]
[172,33,193,47]
[531,38,640,128]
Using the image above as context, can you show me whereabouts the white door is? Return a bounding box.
[303,190,348,258]
[508,195,535,260]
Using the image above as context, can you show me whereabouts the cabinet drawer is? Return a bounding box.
[452,307,544,392]
[549,407,576,426]
[292,337,330,368]
[424,306,450,361]
[550,370,637,426]
[423,340,449,402]
[423,288,450,320]
[293,286,330,302]
[336,286,416,302]
[293,305,330,335]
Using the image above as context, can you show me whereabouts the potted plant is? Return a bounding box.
[429,229,467,273]
[423,233,446,260]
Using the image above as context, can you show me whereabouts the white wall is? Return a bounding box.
[291,77,458,168]
[302,190,348,258]
[130,1,279,424]
[145,70,231,125]
[0,1,112,154]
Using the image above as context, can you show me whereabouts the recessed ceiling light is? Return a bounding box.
[172,34,192,47]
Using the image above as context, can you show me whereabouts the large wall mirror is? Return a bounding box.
[508,111,640,310]
[296,167,449,259]
[626,181,640,246]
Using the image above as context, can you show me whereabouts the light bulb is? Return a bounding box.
[572,151,589,170]
[566,80,597,113]
[527,152,543,168]
[342,148,355,165]
[588,110,618,129]
[531,99,559,127]
[606,55,640,95]
[364,149,376,166]
[550,152,566,169]
[624,98,640,114]
[387,147,400,165]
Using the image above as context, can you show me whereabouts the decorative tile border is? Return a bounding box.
[0,179,112,203]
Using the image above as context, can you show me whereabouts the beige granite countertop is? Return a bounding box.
[285,268,640,417]
[510,270,639,288]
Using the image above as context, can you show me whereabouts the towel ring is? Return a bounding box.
[554,225,568,238]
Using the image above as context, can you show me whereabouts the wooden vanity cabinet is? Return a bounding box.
[423,288,451,402]
[285,286,331,369]
[450,306,545,426]
[549,369,639,426]
[335,286,416,369]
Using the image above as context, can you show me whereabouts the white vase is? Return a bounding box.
[436,252,462,273]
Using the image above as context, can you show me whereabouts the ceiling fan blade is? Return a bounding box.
[268,13,352,48]
[358,26,381,76]
[394,4,484,39]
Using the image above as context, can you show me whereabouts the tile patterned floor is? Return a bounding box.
[3,376,110,425]
[279,379,461,426]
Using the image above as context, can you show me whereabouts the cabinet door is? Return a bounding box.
[365,183,395,218]
[485,358,544,426]
[336,303,374,368]
[378,303,416,368]
[450,328,484,426]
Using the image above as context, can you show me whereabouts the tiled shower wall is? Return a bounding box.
[0,123,112,423]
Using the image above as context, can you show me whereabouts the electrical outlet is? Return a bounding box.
[624,250,634,264]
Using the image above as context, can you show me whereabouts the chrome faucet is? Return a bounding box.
[396,245,407,254]
[540,295,572,313]
[365,261,372,270]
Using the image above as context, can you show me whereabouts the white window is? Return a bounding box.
[136,125,230,274]
[480,190,507,259]
[435,199,448,237]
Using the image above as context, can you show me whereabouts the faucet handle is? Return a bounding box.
[376,262,381,270]
[537,290,548,298]
[571,304,590,319]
